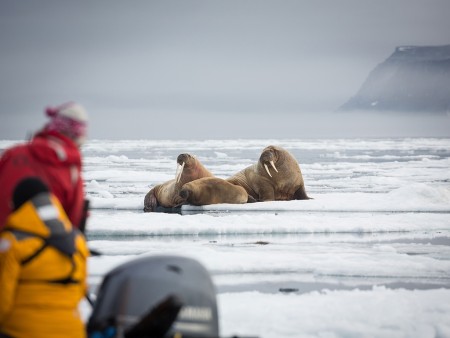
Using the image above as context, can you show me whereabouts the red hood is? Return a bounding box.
[29,130,82,167]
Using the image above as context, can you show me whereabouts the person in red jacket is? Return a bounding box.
[0,102,89,229]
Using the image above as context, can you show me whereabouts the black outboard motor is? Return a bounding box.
[87,255,219,338]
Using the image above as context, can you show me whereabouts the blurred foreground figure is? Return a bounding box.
[0,102,89,229]
[0,177,89,338]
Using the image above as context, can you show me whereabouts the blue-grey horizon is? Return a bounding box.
[1,0,450,139]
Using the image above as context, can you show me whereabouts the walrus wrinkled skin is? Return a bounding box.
[226,145,310,201]
[179,177,256,206]
[143,153,214,212]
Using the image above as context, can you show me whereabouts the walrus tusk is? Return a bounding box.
[270,161,278,173]
[175,162,185,183]
[264,163,272,177]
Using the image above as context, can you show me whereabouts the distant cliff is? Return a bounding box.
[340,45,450,114]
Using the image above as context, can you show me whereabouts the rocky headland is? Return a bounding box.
[340,45,450,114]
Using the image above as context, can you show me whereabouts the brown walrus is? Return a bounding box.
[143,153,214,212]
[226,145,310,201]
[179,177,256,206]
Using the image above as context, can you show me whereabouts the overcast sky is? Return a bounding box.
[1,0,449,140]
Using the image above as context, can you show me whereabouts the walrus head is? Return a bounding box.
[175,153,197,183]
[177,153,195,166]
[175,153,214,184]
[259,146,280,178]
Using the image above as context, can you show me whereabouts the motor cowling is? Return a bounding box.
[87,255,219,338]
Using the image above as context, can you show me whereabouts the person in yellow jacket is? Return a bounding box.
[0,177,90,338]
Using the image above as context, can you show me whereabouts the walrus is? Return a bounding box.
[226,145,310,201]
[179,177,256,206]
[143,153,214,212]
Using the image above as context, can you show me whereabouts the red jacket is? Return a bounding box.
[0,130,85,229]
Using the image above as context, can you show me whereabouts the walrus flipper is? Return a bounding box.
[144,189,159,212]
[153,205,182,214]
[247,195,257,203]
[293,186,311,200]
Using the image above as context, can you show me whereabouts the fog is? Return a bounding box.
[1,0,449,139]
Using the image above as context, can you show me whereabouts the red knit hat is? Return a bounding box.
[45,102,88,146]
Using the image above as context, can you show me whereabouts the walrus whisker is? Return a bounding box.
[264,163,272,177]
[270,160,278,173]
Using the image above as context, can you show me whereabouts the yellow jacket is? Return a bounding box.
[0,192,89,338]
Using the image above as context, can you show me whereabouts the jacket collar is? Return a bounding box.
[5,193,73,238]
